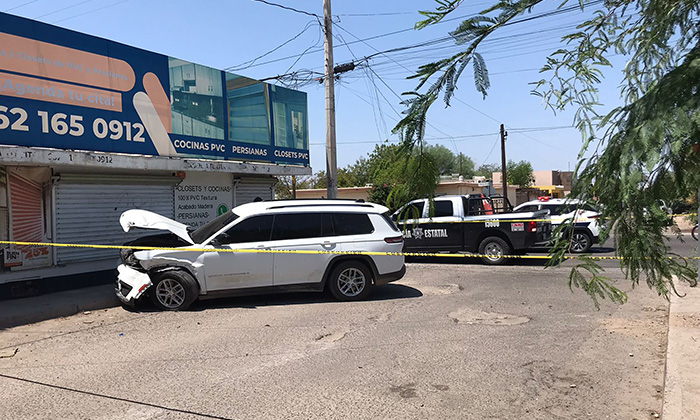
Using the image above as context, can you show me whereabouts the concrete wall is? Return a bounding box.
[296,181,517,206]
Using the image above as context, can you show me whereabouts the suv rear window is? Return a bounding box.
[516,205,538,213]
[542,204,564,215]
[381,212,400,232]
[332,213,374,236]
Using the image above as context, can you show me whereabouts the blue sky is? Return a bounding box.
[4,0,625,174]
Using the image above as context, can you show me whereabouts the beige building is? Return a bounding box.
[492,170,573,198]
[294,177,519,205]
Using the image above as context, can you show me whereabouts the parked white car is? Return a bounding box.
[116,200,406,310]
[512,197,602,253]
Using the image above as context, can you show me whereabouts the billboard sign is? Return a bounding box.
[0,12,309,165]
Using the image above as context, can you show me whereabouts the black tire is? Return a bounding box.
[692,225,698,241]
[478,237,511,265]
[149,270,200,311]
[327,261,373,301]
[569,230,593,253]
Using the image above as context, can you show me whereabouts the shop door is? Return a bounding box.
[7,168,52,270]
[54,174,177,264]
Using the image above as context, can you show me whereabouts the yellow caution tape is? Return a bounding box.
[1,240,698,261]
[403,213,698,225]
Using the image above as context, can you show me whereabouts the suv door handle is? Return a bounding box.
[321,241,335,249]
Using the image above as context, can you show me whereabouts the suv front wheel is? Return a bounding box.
[150,270,200,311]
[328,261,373,301]
[569,231,593,253]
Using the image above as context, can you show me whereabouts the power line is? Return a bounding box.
[338,12,415,17]
[251,0,320,18]
[52,0,134,23]
[5,0,40,12]
[226,20,319,71]
[227,11,480,70]
[480,135,501,167]
[238,0,603,72]
[309,131,497,145]
[278,26,324,85]
[35,0,97,19]
[268,13,591,83]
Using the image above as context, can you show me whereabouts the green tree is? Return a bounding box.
[316,143,448,209]
[425,144,456,175]
[312,168,358,189]
[454,152,476,178]
[422,145,476,177]
[507,160,535,187]
[475,163,501,178]
[275,175,314,199]
[395,0,699,306]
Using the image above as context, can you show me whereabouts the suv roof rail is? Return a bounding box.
[265,203,376,210]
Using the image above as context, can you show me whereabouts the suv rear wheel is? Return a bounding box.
[328,261,373,301]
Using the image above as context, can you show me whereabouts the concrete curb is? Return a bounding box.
[662,282,700,419]
[0,284,120,330]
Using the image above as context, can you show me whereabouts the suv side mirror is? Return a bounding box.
[211,232,232,247]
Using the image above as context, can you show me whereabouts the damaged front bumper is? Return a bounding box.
[116,264,152,304]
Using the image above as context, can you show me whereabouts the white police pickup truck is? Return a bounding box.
[393,194,551,265]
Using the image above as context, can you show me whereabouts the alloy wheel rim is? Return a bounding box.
[338,268,366,297]
[571,234,588,252]
[156,279,185,309]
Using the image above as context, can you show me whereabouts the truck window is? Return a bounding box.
[433,200,454,217]
[399,201,424,220]
[463,198,484,216]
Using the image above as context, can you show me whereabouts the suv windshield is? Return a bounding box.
[190,211,239,243]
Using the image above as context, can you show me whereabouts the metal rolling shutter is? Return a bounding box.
[54,175,177,264]
[235,177,274,206]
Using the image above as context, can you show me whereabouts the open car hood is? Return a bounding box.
[120,209,194,245]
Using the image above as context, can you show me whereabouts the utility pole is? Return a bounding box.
[500,124,508,199]
[323,0,337,199]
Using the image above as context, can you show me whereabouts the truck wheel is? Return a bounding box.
[149,270,200,311]
[569,231,592,253]
[478,237,511,265]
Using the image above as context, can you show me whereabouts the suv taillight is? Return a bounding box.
[384,236,404,243]
[528,221,538,232]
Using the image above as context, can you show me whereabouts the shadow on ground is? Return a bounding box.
[127,283,423,313]
[406,245,618,268]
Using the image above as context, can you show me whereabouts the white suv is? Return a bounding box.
[116,200,406,310]
[512,197,602,253]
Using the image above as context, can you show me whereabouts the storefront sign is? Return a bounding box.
[0,12,309,166]
[174,173,234,228]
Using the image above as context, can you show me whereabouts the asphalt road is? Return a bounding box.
[3,237,693,419]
